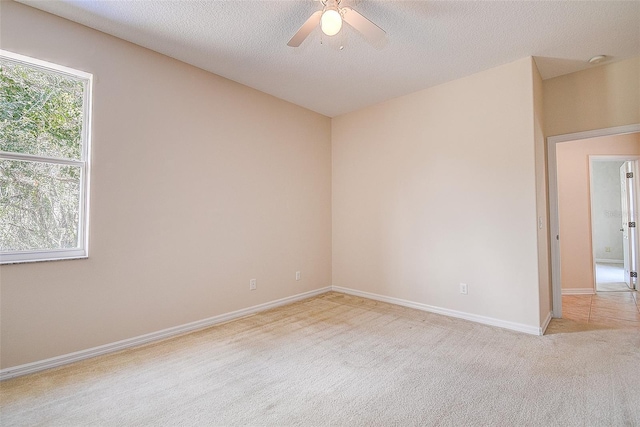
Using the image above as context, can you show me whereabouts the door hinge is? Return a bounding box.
[629,222,636,228]
[631,271,637,278]
[627,172,634,178]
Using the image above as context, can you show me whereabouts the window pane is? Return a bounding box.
[0,159,81,251]
[0,58,84,160]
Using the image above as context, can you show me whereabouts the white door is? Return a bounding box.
[620,162,638,290]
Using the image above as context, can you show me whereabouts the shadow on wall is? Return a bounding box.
[534,56,593,80]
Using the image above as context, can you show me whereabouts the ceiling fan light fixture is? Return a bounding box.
[321,8,342,36]
[287,0,384,48]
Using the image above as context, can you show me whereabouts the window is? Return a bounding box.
[0,50,92,264]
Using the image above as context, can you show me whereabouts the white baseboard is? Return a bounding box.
[562,288,596,295]
[595,259,623,264]
[331,286,544,336]
[0,287,332,381]
[0,285,554,380]
[541,311,553,335]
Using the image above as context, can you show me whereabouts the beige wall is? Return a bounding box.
[0,1,332,369]
[544,57,640,137]
[556,133,640,292]
[533,61,552,322]
[332,57,543,328]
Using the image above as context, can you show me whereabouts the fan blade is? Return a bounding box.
[342,7,385,43]
[288,10,322,47]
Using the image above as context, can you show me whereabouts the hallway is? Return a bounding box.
[562,292,640,328]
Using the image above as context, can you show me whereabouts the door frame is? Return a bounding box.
[548,124,640,318]
[588,156,639,292]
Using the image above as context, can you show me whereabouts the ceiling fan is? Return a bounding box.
[287,0,385,47]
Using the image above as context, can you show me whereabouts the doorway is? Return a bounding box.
[590,158,638,292]
[548,124,640,318]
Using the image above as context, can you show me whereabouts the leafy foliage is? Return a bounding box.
[0,58,85,251]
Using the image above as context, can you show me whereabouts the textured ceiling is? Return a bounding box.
[17,0,640,117]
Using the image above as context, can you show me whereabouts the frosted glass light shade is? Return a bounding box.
[321,9,342,36]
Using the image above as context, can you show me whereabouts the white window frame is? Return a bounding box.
[0,50,92,264]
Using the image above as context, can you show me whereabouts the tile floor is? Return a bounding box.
[595,262,632,292]
[562,292,640,328]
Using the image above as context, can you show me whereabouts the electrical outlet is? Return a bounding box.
[605,247,611,252]
[460,283,468,295]
[249,279,257,290]
[296,271,301,281]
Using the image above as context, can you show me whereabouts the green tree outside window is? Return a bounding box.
[0,52,91,262]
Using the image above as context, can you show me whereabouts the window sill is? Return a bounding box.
[0,251,88,265]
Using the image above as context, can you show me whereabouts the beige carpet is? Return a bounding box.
[1,292,639,426]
